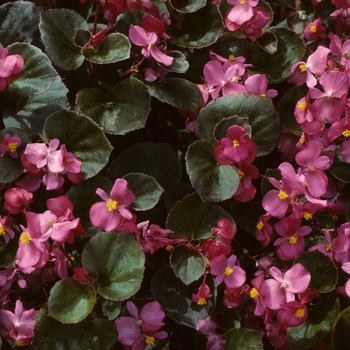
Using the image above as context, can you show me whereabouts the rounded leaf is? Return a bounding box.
[295,250,338,293]
[287,295,340,350]
[186,140,239,202]
[329,153,350,183]
[39,9,88,70]
[333,306,350,350]
[43,111,113,178]
[151,267,216,328]
[170,244,206,285]
[0,232,18,267]
[0,1,40,46]
[34,308,117,350]
[170,0,206,13]
[82,231,145,301]
[82,33,130,64]
[0,157,23,184]
[101,299,122,321]
[76,79,150,135]
[167,193,235,240]
[123,173,164,211]
[7,43,57,96]
[48,279,96,324]
[196,94,280,156]
[224,328,263,350]
[107,142,181,190]
[160,50,190,73]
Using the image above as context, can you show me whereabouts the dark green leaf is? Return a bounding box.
[76,79,150,135]
[295,250,338,293]
[167,193,235,240]
[167,3,224,48]
[333,306,350,350]
[216,308,240,331]
[48,279,96,324]
[329,153,350,183]
[160,50,190,73]
[82,231,144,301]
[224,328,263,350]
[170,244,205,285]
[107,142,181,190]
[0,157,23,183]
[287,295,340,350]
[34,308,117,350]
[196,94,280,156]
[39,9,88,70]
[82,33,130,64]
[101,299,122,321]
[151,267,215,328]
[43,111,113,178]
[0,231,18,267]
[7,43,57,96]
[170,0,206,13]
[0,1,40,46]
[213,116,251,142]
[123,173,164,211]
[186,140,240,202]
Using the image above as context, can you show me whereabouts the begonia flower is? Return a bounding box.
[309,230,335,260]
[0,300,38,346]
[255,214,273,247]
[244,74,277,98]
[329,32,350,70]
[233,161,259,202]
[0,134,22,158]
[250,273,267,316]
[304,17,326,41]
[277,301,308,328]
[192,283,212,305]
[238,7,270,38]
[89,178,135,232]
[0,48,24,92]
[225,0,259,27]
[0,215,15,244]
[196,316,226,350]
[4,187,33,214]
[212,218,235,243]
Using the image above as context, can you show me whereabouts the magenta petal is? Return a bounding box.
[89,202,120,231]
[284,263,311,294]
[129,25,150,47]
[115,316,140,346]
[110,178,135,206]
[204,61,225,86]
[150,45,174,66]
[260,278,286,310]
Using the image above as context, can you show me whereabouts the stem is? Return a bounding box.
[59,245,77,267]
[93,2,101,36]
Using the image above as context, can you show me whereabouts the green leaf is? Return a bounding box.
[287,295,340,350]
[186,140,240,202]
[164,182,195,213]
[256,30,278,55]
[329,153,350,183]
[107,142,181,190]
[170,0,206,13]
[101,299,122,321]
[34,308,117,350]
[39,9,88,70]
[216,308,241,331]
[278,84,307,136]
[76,79,150,135]
[0,1,40,46]
[43,111,113,178]
[4,75,69,136]
[251,27,305,83]
[196,94,280,156]
[167,193,235,240]
[294,250,338,293]
[145,77,203,112]
[67,176,112,235]
[333,306,350,350]
[167,3,224,48]
[0,231,18,267]
[151,267,215,328]
[277,0,295,9]
[170,244,205,285]
[123,173,164,211]
[160,50,190,73]
[48,279,96,324]
[224,328,263,350]
[0,157,23,184]
[7,43,57,96]
[82,33,130,64]
[214,116,251,140]
[82,231,144,301]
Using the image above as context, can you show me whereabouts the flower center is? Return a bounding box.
[197,297,207,305]
[326,243,333,251]
[0,225,5,236]
[298,101,307,111]
[65,156,71,163]
[20,232,30,244]
[310,25,317,33]
[145,336,155,345]
[342,130,350,137]
[15,340,26,347]
[240,0,246,4]
[8,142,17,153]
[256,221,264,230]
[278,190,289,200]
[106,199,118,211]
[250,287,259,299]
[233,139,240,147]
[309,165,316,172]
[299,64,307,72]
[295,308,305,318]
[237,169,245,179]
[289,235,298,244]
[166,244,174,252]
[303,212,313,220]
[225,267,233,276]
[228,54,235,62]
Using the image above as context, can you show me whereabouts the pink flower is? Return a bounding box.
[192,283,212,305]
[196,317,226,350]
[4,187,33,214]
[89,178,135,231]
[244,74,277,98]
[0,48,24,92]
[250,273,267,316]
[210,254,246,288]
[0,215,15,244]
[329,32,350,70]
[233,162,259,202]
[0,134,22,158]
[0,300,38,346]
[214,125,257,165]
[115,301,167,350]
[255,214,273,247]
[129,25,173,66]
[277,301,308,328]
[225,0,259,26]
[304,17,326,41]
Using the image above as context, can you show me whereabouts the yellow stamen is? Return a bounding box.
[256,221,264,230]
[205,261,210,269]
[240,0,246,3]
[166,244,174,252]
[326,243,332,251]
[145,336,155,345]
[8,142,17,153]
[299,137,305,144]
[298,101,307,111]
[233,139,240,147]
[106,199,118,211]
[250,287,259,299]
[197,297,207,305]
[65,157,71,163]
[303,213,313,220]
[237,169,245,179]
[20,232,30,244]
[310,25,317,33]
[299,64,307,72]
[225,267,233,276]
[0,225,5,236]
[278,190,289,200]
[295,309,305,318]
[344,50,349,56]
[309,165,316,172]
[228,54,235,62]
[261,93,266,97]
[342,130,350,137]
[15,340,26,347]
[289,235,298,244]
